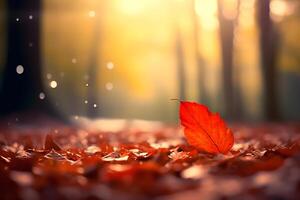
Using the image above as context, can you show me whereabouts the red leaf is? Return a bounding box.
[179,101,234,154]
[44,134,62,151]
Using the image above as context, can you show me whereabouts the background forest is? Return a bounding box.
[0,0,300,123]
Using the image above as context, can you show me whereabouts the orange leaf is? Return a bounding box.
[179,101,234,154]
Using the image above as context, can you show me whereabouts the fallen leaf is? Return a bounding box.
[44,134,61,151]
[179,101,234,154]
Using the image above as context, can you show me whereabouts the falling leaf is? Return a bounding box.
[179,101,234,154]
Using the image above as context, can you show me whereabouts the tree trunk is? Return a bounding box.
[256,0,280,120]
[190,0,208,104]
[0,0,62,120]
[175,31,186,100]
[217,0,240,120]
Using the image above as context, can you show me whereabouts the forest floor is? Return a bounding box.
[0,118,299,200]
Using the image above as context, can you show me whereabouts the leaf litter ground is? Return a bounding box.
[0,121,300,200]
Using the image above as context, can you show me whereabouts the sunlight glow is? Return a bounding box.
[49,81,58,88]
[46,73,52,79]
[195,0,219,31]
[271,0,290,16]
[105,82,114,91]
[88,10,96,18]
[106,62,114,70]
[16,65,24,74]
[118,0,144,15]
[270,0,296,22]
[72,58,77,64]
[39,92,46,100]
[42,0,265,121]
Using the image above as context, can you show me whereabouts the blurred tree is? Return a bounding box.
[0,0,62,120]
[217,0,241,120]
[175,30,186,100]
[256,0,280,120]
[190,0,208,105]
[173,0,186,101]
